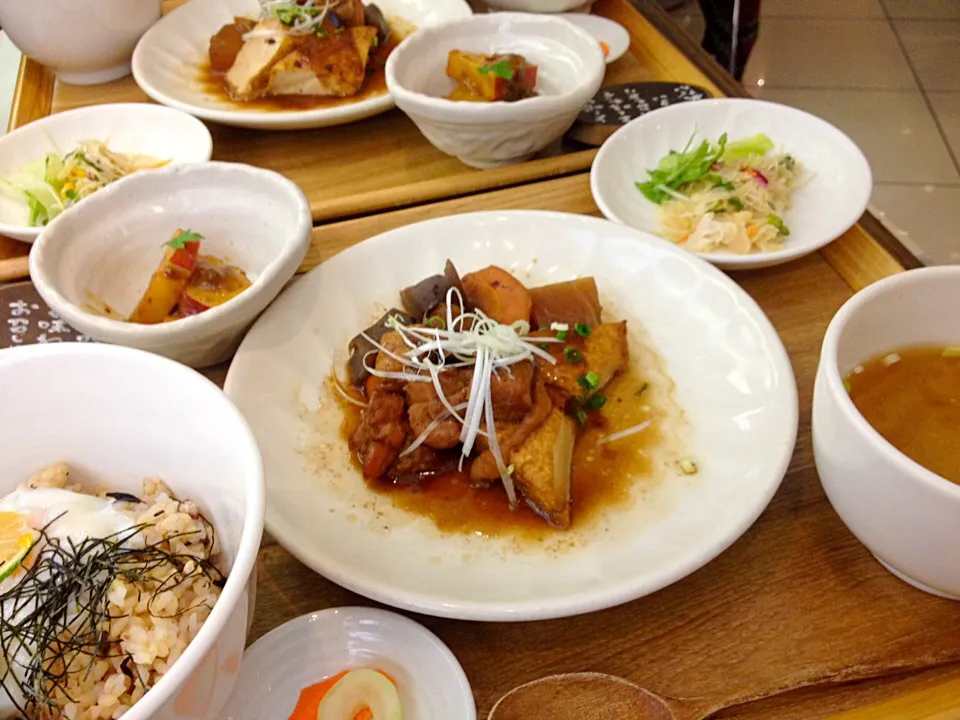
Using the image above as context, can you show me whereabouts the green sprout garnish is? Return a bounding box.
[478,60,515,80]
[164,230,203,250]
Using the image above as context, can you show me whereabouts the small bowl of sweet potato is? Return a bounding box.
[29,161,312,368]
[386,13,605,168]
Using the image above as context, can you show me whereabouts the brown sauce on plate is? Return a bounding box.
[197,34,398,113]
[337,367,662,539]
[845,345,960,485]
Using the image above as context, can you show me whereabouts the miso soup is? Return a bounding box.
[844,345,960,485]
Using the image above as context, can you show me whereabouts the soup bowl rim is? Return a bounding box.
[819,265,960,499]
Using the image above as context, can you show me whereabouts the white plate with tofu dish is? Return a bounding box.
[222,210,798,621]
[131,0,474,130]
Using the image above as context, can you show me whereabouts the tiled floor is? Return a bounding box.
[668,0,960,265]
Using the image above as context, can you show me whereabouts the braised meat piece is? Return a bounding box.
[348,391,407,479]
[209,17,257,73]
[470,371,553,483]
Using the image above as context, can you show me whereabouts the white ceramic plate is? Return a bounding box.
[215,607,475,720]
[132,0,474,131]
[0,104,212,243]
[559,13,629,64]
[590,98,873,270]
[223,210,798,621]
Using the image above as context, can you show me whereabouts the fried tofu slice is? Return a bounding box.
[536,321,629,397]
[511,408,577,528]
[266,27,378,97]
[224,19,297,101]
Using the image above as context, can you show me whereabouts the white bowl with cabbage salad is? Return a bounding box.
[0,104,212,243]
[590,98,872,270]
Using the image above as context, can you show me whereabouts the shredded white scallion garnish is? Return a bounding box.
[332,375,368,407]
[597,420,652,445]
[244,0,340,39]
[360,286,558,509]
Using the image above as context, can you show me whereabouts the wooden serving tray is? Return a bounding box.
[8,0,713,225]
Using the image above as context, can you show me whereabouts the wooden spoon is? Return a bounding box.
[488,673,960,720]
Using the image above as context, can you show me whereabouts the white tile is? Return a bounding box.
[927,92,960,160]
[744,19,916,90]
[882,0,960,20]
[895,20,960,91]
[755,88,960,183]
[870,184,960,265]
[763,0,884,18]
[0,33,22,136]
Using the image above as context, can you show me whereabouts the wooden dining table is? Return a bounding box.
[2,1,959,717]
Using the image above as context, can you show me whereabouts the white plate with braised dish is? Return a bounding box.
[223,210,798,621]
[132,0,473,131]
[590,98,873,270]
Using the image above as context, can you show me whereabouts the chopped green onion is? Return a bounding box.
[575,409,588,426]
[728,198,745,211]
[578,371,600,391]
[538,343,549,351]
[768,213,790,237]
[574,323,591,338]
[942,346,960,358]
[679,458,698,475]
[426,316,446,330]
[556,330,568,341]
[587,393,607,410]
[563,347,584,364]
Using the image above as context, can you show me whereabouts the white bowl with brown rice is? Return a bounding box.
[0,342,265,720]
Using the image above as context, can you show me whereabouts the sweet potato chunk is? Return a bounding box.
[461,266,532,325]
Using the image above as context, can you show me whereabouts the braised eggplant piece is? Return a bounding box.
[399,259,466,319]
[364,3,392,44]
[347,308,416,385]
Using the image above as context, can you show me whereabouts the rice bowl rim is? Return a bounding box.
[0,342,266,719]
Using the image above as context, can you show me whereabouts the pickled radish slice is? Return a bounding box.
[316,669,404,720]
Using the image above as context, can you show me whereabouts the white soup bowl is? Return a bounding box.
[813,266,960,600]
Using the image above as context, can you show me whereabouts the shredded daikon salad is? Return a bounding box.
[245,0,340,38]
[636,132,807,255]
[354,287,561,507]
[0,140,166,227]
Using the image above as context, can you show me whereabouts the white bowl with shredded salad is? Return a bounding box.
[590,98,872,270]
[0,104,212,243]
